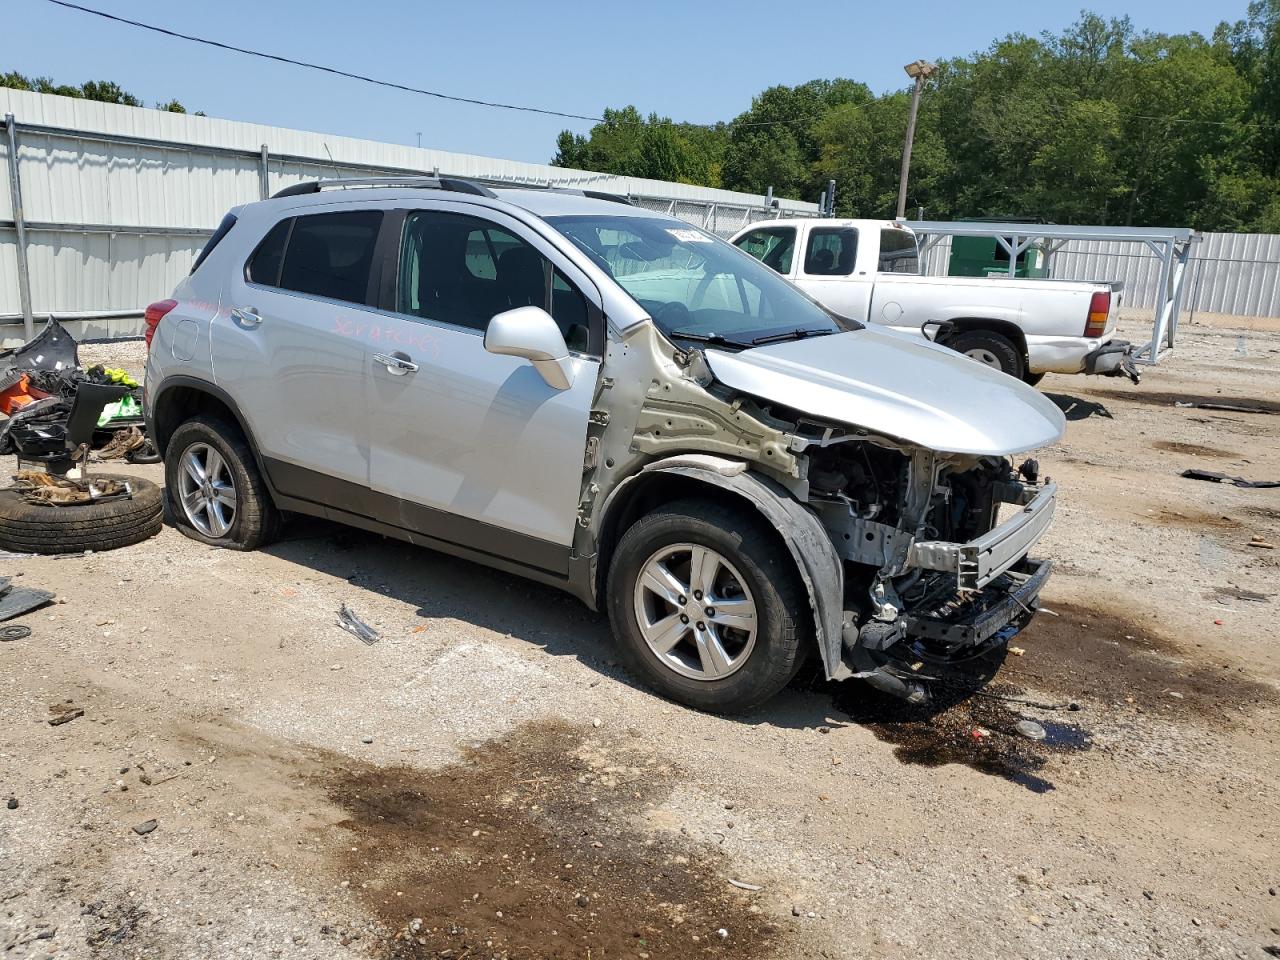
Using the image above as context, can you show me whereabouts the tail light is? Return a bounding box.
[1084,291,1110,338]
[143,299,177,350]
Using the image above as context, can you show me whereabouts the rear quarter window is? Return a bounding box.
[190,212,238,275]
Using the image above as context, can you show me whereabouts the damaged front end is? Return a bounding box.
[804,438,1055,701]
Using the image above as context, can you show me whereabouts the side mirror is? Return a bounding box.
[484,306,574,390]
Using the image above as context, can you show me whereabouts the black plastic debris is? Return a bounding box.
[1181,468,1280,489]
[0,582,56,622]
[337,603,381,645]
[0,319,80,378]
[0,625,32,642]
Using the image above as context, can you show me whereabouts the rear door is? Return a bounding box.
[792,224,872,321]
[213,206,383,492]
[363,203,602,574]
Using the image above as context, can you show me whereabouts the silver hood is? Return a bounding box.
[704,327,1066,456]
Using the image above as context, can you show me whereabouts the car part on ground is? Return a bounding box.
[1181,469,1280,489]
[0,474,162,555]
[0,575,55,622]
[0,624,32,641]
[163,416,281,551]
[337,603,381,645]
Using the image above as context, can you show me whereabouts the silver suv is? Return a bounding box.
[144,177,1065,713]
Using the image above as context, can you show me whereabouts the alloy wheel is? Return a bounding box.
[632,543,758,681]
[178,442,238,538]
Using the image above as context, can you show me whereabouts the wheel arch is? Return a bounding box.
[940,317,1029,369]
[594,454,846,679]
[148,377,271,484]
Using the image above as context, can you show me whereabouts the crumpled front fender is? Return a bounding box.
[606,454,847,680]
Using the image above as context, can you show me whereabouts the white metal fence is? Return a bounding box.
[0,88,817,340]
[918,232,1280,319]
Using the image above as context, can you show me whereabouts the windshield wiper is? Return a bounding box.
[750,327,839,346]
[667,329,753,349]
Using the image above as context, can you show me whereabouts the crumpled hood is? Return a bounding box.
[704,327,1066,456]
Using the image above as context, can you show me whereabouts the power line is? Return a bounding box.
[39,0,607,123]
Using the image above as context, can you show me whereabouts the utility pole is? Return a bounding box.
[897,59,937,219]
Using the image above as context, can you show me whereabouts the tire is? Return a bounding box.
[165,415,281,551]
[948,329,1024,380]
[1023,371,1046,388]
[0,474,163,555]
[606,498,809,714]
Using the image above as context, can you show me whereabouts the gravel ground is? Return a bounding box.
[1,317,1278,960]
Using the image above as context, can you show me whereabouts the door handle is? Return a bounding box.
[374,352,419,376]
[231,307,263,328]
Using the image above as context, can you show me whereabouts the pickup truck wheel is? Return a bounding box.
[607,499,808,714]
[949,330,1024,380]
[164,416,281,551]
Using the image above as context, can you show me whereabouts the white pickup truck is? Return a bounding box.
[729,218,1136,385]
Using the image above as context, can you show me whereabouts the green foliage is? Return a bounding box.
[551,11,1280,232]
[1,69,193,113]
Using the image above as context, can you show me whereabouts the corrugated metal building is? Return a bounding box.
[1,88,817,340]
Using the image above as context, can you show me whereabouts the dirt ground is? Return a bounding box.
[2,314,1278,960]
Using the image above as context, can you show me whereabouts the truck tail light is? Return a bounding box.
[1084,291,1110,338]
[143,299,177,350]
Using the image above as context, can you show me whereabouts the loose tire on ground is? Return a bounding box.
[606,498,809,714]
[164,415,281,551]
[0,474,163,555]
[948,329,1025,380]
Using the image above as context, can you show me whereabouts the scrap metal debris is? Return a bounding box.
[1180,469,1280,489]
[1175,400,1275,415]
[337,603,381,645]
[0,576,55,622]
[0,625,31,642]
[727,879,763,891]
[14,471,133,506]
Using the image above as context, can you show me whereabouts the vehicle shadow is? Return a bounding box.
[264,515,1006,733]
[263,514,630,679]
[1045,392,1113,421]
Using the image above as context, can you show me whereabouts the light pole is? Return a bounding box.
[896,59,938,219]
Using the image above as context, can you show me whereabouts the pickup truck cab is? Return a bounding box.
[145,180,1065,713]
[730,218,1135,384]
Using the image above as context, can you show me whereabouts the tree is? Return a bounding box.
[1,70,192,113]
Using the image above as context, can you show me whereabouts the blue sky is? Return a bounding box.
[6,0,1248,164]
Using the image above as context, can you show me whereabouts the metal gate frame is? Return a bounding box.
[903,219,1200,364]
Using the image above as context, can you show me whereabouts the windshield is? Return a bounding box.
[547,215,855,346]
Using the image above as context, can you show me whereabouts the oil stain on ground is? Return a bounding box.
[827,601,1277,792]
[319,720,785,960]
[1009,601,1277,723]
[831,678,1090,795]
[1151,440,1242,459]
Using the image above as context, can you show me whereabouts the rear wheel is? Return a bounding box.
[949,329,1024,380]
[606,499,808,714]
[165,416,281,550]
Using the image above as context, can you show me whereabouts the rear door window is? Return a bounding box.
[878,230,920,274]
[260,211,383,305]
[803,227,857,276]
[733,227,795,275]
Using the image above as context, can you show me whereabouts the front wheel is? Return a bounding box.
[606,499,808,714]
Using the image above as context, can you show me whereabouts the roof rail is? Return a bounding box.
[270,176,497,200]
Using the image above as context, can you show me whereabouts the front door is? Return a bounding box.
[365,205,601,575]
[214,207,384,493]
